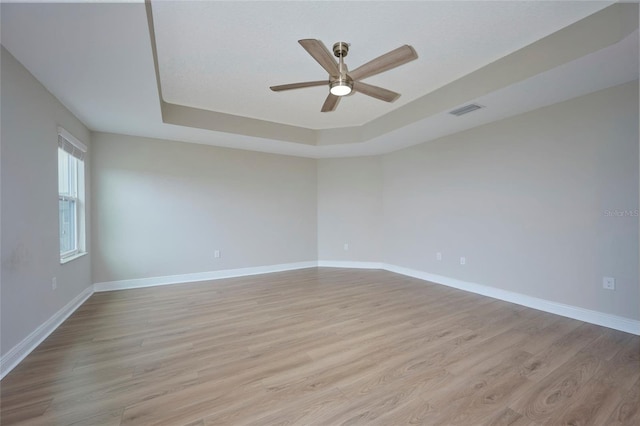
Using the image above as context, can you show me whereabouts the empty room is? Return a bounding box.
[1,1,639,425]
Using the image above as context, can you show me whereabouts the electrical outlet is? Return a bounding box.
[436,252,442,261]
[343,243,349,251]
[602,276,615,290]
[52,277,57,290]
[460,257,466,265]
[214,250,221,259]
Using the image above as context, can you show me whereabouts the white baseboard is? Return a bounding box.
[0,285,94,380]
[167,260,637,335]
[1,261,316,379]
[317,260,383,269]
[94,261,318,292]
[3,260,638,382]
[381,263,640,336]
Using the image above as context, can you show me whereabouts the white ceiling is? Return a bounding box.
[1,1,638,158]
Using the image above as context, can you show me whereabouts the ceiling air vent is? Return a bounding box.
[449,104,483,117]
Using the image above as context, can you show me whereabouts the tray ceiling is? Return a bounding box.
[151,1,610,129]
[1,1,637,158]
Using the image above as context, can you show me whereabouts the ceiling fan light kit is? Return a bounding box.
[330,76,353,96]
[270,39,418,112]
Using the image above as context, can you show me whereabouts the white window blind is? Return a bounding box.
[57,127,87,161]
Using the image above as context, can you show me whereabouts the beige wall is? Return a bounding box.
[91,133,318,283]
[317,157,382,261]
[1,46,93,356]
[382,81,639,320]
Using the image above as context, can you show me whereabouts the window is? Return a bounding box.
[58,127,87,262]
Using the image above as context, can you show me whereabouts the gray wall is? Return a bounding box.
[382,81,639,320]
[90,79,640,319]
[317,157,383,262]
[91,133,317,283]
[2,38,637,365]
[1,46,92,356]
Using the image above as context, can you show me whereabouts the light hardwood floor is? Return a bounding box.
[1,268,639,425]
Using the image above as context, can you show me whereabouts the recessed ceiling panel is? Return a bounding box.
[151,1,610,129]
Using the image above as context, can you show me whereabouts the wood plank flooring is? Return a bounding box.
[1,268,638,425]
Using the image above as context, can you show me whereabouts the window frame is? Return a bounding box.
[57,127,87,263]
[59,151,79,259]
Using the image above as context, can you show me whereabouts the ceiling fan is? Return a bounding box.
[270,39,418,112]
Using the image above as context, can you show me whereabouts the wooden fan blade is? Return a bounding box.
[299,39,339,76]
[353,81,400,102]
[270,80,328,91]
[349,45,417,81]
[321,93,340,112]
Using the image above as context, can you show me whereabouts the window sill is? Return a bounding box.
[60,252,88,264]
